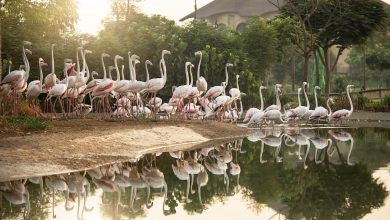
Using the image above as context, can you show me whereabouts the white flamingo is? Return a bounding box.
[26,58,47,108]
[328,130,355,165]
[264,84,282,111]
[46,63,70,117]
[195,51,207,94]
[286,82,310,122]
[244,85,266,123]
[330,85,354,124]
[204,63,233,99]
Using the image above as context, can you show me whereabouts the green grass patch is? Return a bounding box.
[1,116,50,131]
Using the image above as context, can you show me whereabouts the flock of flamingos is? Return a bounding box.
[0,41,354,124]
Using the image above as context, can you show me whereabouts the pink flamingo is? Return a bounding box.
[26,58,47,114]
[195,51,208,94]
[330,85,354,124]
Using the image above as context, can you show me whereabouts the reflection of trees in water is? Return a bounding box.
[2,128,390,219]
[239,132,388,220]
[282,162,387,220]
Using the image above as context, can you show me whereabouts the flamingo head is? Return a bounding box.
[145,60,153,66]
[24,48,32,55]
[221,82,227,88]
[64,58,73,63]
[226,63,234,67]
[195,51,202,56]
[115,55,124,61]
[298,87,302,94]
[133,59,140,65]
[315,86,321,90]
[39,58,48,67]
[260,85,267,90]
[162,50,171,55]
[328,98,335,104]
[23,41,32,46]
[102,53,110,58]
[347,84,354,90]
[108,66,115,72]
[84,49,93,55]
[130,54,140,60]
[185,61,192,67]
[236,74,239,80]
[92,71,99,76]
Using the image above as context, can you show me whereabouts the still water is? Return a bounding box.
[1,127,390,220]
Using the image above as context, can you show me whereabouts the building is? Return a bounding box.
[180,0,351,73]
[180,0,283,32]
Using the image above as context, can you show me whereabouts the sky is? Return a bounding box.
[76,0,213,35]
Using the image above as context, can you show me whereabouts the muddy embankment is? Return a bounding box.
[0,119,250,181]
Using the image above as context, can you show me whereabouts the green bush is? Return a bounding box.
[4,116,49,131]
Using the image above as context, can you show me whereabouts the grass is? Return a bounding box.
[0,115,50,132]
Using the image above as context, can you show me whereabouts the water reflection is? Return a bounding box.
[0,127,389,219]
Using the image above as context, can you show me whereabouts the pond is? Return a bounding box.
[1,127,390,220]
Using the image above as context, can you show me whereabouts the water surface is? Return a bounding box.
[1,127,389,220]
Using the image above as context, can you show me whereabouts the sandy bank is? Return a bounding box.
[0,120,249,181]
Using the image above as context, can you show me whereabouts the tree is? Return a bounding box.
[241,18,278,82]
[310,0,387,95]
[366,44,390,88]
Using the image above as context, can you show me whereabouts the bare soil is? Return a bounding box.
[0,119,249,181]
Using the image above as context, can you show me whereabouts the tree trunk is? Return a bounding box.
[304,54,310,82]
[314,49,319,86]
[291,57,296,91]
[324,47,331,96]
[362,45,366,90]
[0,17,2,77]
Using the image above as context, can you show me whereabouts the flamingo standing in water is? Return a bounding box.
[264,84,282,111]
[328,130,355,165]
[195,51,208,95]
[45,175,73,218]
[286,82,310,123]
[172,160,192,202]
[330,85,354,124]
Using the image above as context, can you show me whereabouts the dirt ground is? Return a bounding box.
[0,119,249,181]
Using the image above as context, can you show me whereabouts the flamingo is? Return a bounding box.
[172,62,193,107]
[261,133,285,163]
[330,85,354,124]
[244,85,266,123]
[143,50,171,118]
[204,63,233,99]
[264,84,282,111]
[45,175,73,218]
[196,166,208,206]
[0,188,30,219]
[310,137,333,164]
[26,58,47,113]
[44,44,57,92]
[171,160,192,202]
[307,86,327,122]
[328,130,354,165]
[194,51,207,94]
[286,82,310,123]
[65,173,94,219]
[46,61,71,117]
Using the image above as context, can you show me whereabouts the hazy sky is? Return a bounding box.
[76,0,213,35]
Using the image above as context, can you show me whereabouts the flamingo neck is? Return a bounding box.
[275,86,280,109]
[297,89,301,106]
[303,85,309,109]
[128,53,133,81]
[326,98,333,117]
[132,61,138,81]
[162,54,167,81]
[314,89,318,108]
[236,76,239,90]
[76,48,81,73]
[101,55,107,79]
[121,65,125,80]
[185,64,189,86]
[347,138,354,165]
[347,86,353,114]
[197,53,202,79]
[260,87,264,111]
[81,50,90,82]
[190,66,194,86]
[145,63,150,82]
[225,66,229,86]
[39,63,43,84]
[159,59,164,79]
[114,58,120,82]
[51,45,55,74]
